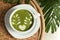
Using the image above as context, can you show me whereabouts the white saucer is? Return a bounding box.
[5,4,41,39]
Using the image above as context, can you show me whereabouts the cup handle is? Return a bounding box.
[34,13,40,19]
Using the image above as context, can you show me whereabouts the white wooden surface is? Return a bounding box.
[44,26,60,40]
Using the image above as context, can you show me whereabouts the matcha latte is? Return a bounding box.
[10,9,34,32]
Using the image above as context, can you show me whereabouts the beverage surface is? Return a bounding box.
[11,9,34,32]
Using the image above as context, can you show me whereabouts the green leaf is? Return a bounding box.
[25,0,30,4]
[12,0,21,4]
[43,2,54,14]
[8,0,13,3]
[51,19,57,33]
[37,0,60,33]
[44,7,53,19]
[3,0,21,4]
[45,19,51,33]
[52,14,59,27]
[45,7,53,25]
[3,0,8,3]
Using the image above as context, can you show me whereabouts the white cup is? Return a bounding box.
[4,4,41,39]
[9,4,40,34]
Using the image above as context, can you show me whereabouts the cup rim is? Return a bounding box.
[9,7,36,34]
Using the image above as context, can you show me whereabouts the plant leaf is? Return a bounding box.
[12,0,21,4]
[8,0,13,3]
[3,0,8,3]
[3,0,21,4]
[37,0,60,33]
[25,0,30,4]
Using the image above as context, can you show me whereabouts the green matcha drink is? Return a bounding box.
[11,9,34,32]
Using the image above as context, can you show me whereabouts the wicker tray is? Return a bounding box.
[0,0,45,40]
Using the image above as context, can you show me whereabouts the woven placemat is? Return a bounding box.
[0,0,45,40]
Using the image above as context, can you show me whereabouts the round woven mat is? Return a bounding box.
[0,0,45,40]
